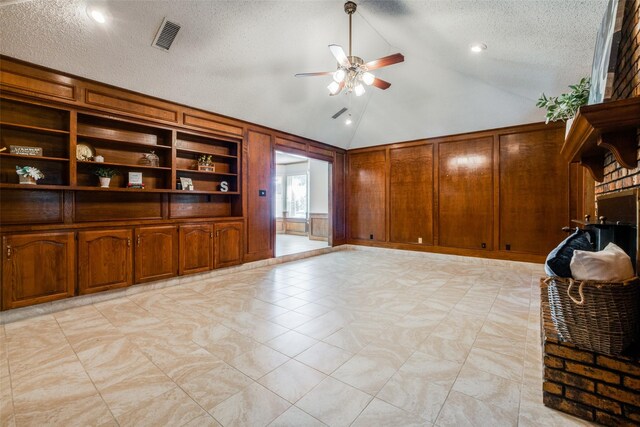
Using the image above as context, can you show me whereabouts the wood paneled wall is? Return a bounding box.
[348,150,387,242]
[245,130,273,262]
[331,152,347,246]
[499,127,569,254]
[389,144,433,245]
[347,122,572,262]
[438,137,493,250]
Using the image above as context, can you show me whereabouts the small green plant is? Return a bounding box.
[15,166,44,180]
[536,77,590,123]
[197,154,213,166]
[94,167,119,178]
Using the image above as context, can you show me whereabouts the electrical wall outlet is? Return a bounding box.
[418,237,422,244]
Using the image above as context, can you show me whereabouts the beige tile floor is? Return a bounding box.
[276,234,329,257]
[0,250,597,426]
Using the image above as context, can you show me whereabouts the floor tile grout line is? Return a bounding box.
[2,332,18,426]
[120,292,231,427]
[52,313,121,426]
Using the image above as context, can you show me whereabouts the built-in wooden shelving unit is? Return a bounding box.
[562,97,640,182]
[0,98,241,204]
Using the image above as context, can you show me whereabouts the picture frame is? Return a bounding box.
[588,0,626,104]
[128,171,144,188]
[180,177,193,191]
[128,172,143,185]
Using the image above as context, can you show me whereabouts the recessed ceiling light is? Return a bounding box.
[345,114,353,125]
[87,6,107,23]
[470,43,487,53]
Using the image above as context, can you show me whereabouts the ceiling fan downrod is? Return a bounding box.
[344,1,357,57]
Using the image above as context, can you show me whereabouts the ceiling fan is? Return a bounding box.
[295,1,404,97]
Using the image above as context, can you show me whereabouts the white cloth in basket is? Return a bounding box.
[570,242,635,281]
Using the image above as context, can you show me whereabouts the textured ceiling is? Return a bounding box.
[276,151,309,165]
[0,0,607,149]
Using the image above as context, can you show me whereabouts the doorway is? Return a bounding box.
[275,151,330,256]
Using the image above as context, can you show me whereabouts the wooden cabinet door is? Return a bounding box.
[499,127,568,255]
[214,222,243,269]
[348,150,386,242]
[438,137,494,250]
[135,225,178,284]
[78,229,133,295]
[179,223,213,275]
[2,232,75,310]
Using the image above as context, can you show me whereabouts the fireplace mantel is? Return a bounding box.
[562,97,640,182]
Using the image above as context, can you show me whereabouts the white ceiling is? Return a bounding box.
[276,151,309,165]
[0,0,607,149]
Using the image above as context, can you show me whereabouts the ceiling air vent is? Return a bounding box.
[332,107,348,119]
[152,18,181,51]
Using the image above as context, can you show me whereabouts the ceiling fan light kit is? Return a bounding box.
[295,1,404,97]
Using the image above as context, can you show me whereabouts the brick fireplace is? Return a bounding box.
[541,289,640,425]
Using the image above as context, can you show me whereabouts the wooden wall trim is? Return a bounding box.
[349,121,565,154]
[0,67,76,102]
[183,112,243,136]
[0,216,245,234]
[84,89,179,123]
[348,239,547,264]
[309,213,329,241]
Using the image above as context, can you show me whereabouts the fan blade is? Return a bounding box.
[329,44,351,68]
[329,80,345,96]
[295,71,334,77]
[365,53,404,71]
[371,77,391,90]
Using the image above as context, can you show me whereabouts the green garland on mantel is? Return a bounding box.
[536,77,590,124]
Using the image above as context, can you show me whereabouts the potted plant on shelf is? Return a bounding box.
[15,166,44,185]
[94,167,119,188]
[197,154,215,172]
[536,77,590,138]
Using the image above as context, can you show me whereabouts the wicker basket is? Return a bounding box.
[542,276,640,355]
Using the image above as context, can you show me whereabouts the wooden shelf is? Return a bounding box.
[0,121,69,135]
[177,128,240,144]
[0,183,239,195]
[171,190,240,195]
[0,183,69,191]
[77,133,172,151]
[73,186,170,193]
[176,168,237,176]
[175,147,237,159]
[0,153,69,162]
[562,97,640,182]
[77,160,171,171]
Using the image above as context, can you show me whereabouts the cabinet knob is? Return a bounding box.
[6,245,11,259]
[127,238,131,247]
[584,214,591,223]
[599,216,607,224]
[137,236,141,247]
[210,231,213,238]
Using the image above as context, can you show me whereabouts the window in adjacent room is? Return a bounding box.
[286,174,308,218]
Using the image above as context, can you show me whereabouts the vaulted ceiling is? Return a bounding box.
[0,0,607,149]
